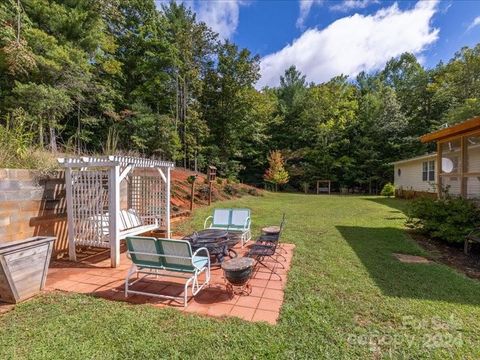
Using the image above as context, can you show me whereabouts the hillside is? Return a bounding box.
[170,168,261,218]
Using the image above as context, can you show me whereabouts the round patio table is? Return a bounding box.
[183,229,238,265]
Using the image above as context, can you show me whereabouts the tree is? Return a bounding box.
[200,40,260,178]
[264,150,289,191]
[10,82,73,151]
[162,2,217,169]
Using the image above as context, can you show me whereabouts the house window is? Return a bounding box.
[422,161,435,181]
[397,168,401,176]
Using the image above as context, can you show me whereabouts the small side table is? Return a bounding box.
[262,226,281,235]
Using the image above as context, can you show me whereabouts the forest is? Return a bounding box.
[1,0,479,192]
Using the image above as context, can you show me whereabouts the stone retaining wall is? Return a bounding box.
[0,169,68,258]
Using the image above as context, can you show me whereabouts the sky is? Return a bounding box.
[157,1,480,88]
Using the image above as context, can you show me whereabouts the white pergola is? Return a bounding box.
[59,156,174,267]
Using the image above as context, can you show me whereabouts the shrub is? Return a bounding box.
[406,197,480,244]
[238,186,249,195]
[380,182,395,197]
[224,184,238,196]
[226,176,239,184]
[247,187,261,196]
[216,178,223,185]
[197,184,210,200]
[300,182,309,194]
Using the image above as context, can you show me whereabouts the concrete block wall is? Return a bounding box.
[0,169,68,258]
[0,169,131,258]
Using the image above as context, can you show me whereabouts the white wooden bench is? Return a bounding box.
[76,209,159,248]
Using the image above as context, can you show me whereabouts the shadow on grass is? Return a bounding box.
[364,197,409,214]
[337,225,480,305]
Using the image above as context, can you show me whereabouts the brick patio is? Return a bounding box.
[45,242,294,324]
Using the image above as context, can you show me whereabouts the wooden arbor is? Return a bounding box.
[58,156,174,267]
[316,180,331,194]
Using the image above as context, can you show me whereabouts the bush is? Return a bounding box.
[197,184,210,200]
[247,187,261,196]
[380,182,395,197]
[0,110,59,173]
[300,182,309,194]
[406,197,480,244]
[224,184,238,196]
[226,176,239,184]
[186,175,197,184]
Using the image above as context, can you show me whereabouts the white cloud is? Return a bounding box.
[156,0,245,39]
[196,1,243,39]
[467,16,480,31]
[259,1,440,88]
[330,0,379,12]
[297,0,323,29]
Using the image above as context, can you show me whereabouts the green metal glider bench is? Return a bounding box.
[204,208,252,247]
[125,236,210,307]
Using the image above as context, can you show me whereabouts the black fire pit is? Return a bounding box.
[221,257,255,295]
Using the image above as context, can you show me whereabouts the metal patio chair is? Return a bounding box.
[125,236,210,307]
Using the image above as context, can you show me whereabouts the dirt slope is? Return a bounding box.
[170,168,261,216]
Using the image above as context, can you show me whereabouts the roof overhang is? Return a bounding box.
[420,116,480,143]
[391,153,436,166]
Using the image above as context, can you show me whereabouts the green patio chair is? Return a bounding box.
[204,208,252,247]
[125,236,210,307]
[204,208,232,230]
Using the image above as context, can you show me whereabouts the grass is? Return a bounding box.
[2,193,480,359]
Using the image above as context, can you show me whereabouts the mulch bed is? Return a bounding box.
[408,230,480,280]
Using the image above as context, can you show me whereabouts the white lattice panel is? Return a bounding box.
[71,170,110,247]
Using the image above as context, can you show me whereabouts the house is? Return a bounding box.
[392,153,437,197]
[393,116,480,199]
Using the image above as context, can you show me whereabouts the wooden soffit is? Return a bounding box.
[420,116,480,143]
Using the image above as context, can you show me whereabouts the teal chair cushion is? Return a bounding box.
[192,256,209,269]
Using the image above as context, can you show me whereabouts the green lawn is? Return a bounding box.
[2,193,480,359]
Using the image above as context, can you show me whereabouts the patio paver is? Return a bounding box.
[45,242,294,324]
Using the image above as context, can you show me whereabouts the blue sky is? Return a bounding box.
[158,1,480,87]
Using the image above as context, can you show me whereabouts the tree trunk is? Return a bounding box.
[190,179,195,211]
[194,151,198,172]
[49,125,57,153]
[76,104,81,154]
[38,124,44,148]
[183,81,188,169]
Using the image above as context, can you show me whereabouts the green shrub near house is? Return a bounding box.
[380,182,395,197]
[406,196,480,244]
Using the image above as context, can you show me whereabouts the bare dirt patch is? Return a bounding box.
[393,253,431,264]
[408,230,480,280]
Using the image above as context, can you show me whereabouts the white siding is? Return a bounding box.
[393,140,480,197]
[394,156,436,193]
[466,141,480,199]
